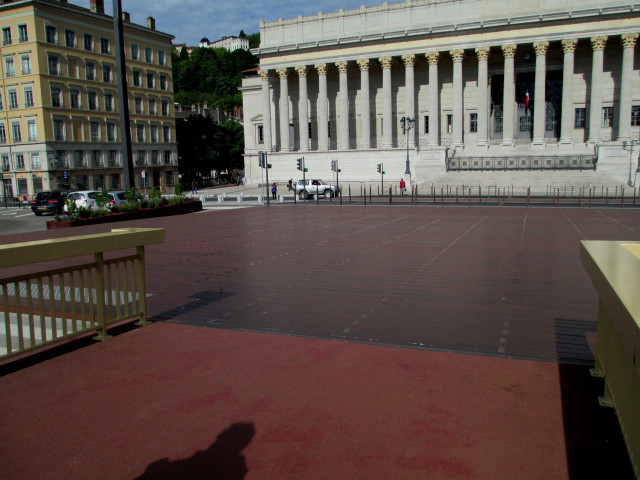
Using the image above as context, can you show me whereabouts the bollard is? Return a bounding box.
[389,186,392,205]
[349,184,351,203]
[278,194,284,203]
[218,195,224,204]
[257,194,263,203]
[238,194,243,203]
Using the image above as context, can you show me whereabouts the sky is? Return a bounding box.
[68,0,377,47]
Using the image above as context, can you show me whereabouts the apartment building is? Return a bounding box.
[0,0,178,199]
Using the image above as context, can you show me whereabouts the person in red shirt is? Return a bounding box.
[399,178,406,196]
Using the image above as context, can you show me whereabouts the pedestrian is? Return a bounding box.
[191,179,197,195]
[271,183,277,200]
[242,176,247,188]
[400,178,406,196]
[287,179,293,192]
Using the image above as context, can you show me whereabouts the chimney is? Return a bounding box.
[90,0,104,14]
[147,17,156,30]
[122,11,130,22]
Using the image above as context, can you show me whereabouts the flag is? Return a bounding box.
[525,89,530,108]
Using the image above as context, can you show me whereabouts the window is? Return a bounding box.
[145,47,152,63]
[70,89,80,109]
[108,151,118,167]
[53,119,64,140]
[159,75,167,91]
[102,64,111,82]
[447,114,453,133]
[86,61,95,81]
[91,150,101,167]
[423,115,429,134]
[161,99,168,116]
[17,177,27,194]
[100,37,110,54]
[51,87,61,107]
[158,50,166,66]
[0,93,3,110]
[33,176,43,193]
[21,54,30,74]
[470,113,478,133]
[131,44,139,60]
[164,151,172,165]
[135,151,145,166]
[165,170,174,185]
[18,24,28,43]
[27,120,37,141]
[107,122,116,141]
[55,150,65,168]
[46,25,56,44]
[151,150,159,165]
[75,150,84,168]
[68,59,78,78]
[110,172,120,189]
[83,33,93,51]
[5,57,14,76]
[48,55,59,75]
[15,154,24,169]
[104,93,114,112]
[150,124,158,142]
[163,125,170,143]
[0,124,6,143]
[88,91,97,110]
[24,88,34,107]
[8,89,18,109]
[149,97,156,114]
[31,153,41,169]
[134,96,143,114]
[602,107,614,128]
[136,124,145,142]
[257,124,264,144]
[12,122,21,142]
[1,154,8,170]
[574,108,586,128]
[632,106,640,126]
[2,27,11,45]
[133,70,141,86]
[65,29,75,47]
[146,72,154,89]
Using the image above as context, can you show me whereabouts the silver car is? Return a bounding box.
[63,190,99,212]
[296,179,338,199]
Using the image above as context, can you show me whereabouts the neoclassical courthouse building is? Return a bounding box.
[241,0,640,186]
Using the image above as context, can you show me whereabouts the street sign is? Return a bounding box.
[141,169,146,178]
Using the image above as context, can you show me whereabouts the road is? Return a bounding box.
[0,207,51,237]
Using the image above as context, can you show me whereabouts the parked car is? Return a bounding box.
[31,191,67,216]
[108,190,127,208]
[64,190,99,212]
[296,179,338,199]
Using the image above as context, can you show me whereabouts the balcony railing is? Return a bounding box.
[0,228,164,360]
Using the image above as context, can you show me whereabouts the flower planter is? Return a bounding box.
[47,201,202,229]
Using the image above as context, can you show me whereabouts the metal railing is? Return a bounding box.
[0,227,164,360]
[447,154,597,171]
[581,241,640,478]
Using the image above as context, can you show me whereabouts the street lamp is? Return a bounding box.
[400,116,414,175]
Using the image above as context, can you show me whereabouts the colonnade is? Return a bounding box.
[258,33,639,153]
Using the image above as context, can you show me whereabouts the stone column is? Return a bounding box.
[379,56,393,148]
[426,51,440,146]
[402,54,416,147]
[588,36,608,143]
[276,67,290,151]
[532,41,549,146]
[450,49,464,147]
[295,65,309,151]
[475,47,490,146]
[336,60,350,149]
[560,39,578,145]
[501,44,517,146]
[315,63,329,151]
[258,69,272,151]
[357,59,371,149]
[618,33,639,142]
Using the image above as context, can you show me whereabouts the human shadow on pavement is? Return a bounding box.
[148,290,233,323]
[134,422,256,480]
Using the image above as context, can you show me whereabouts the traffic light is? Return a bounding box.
[377,164,381,173]
[297,158,303,171]
[330,160,335,172]
[267,163,272,169]
[258,152,265,168]
[304,168,308,172]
